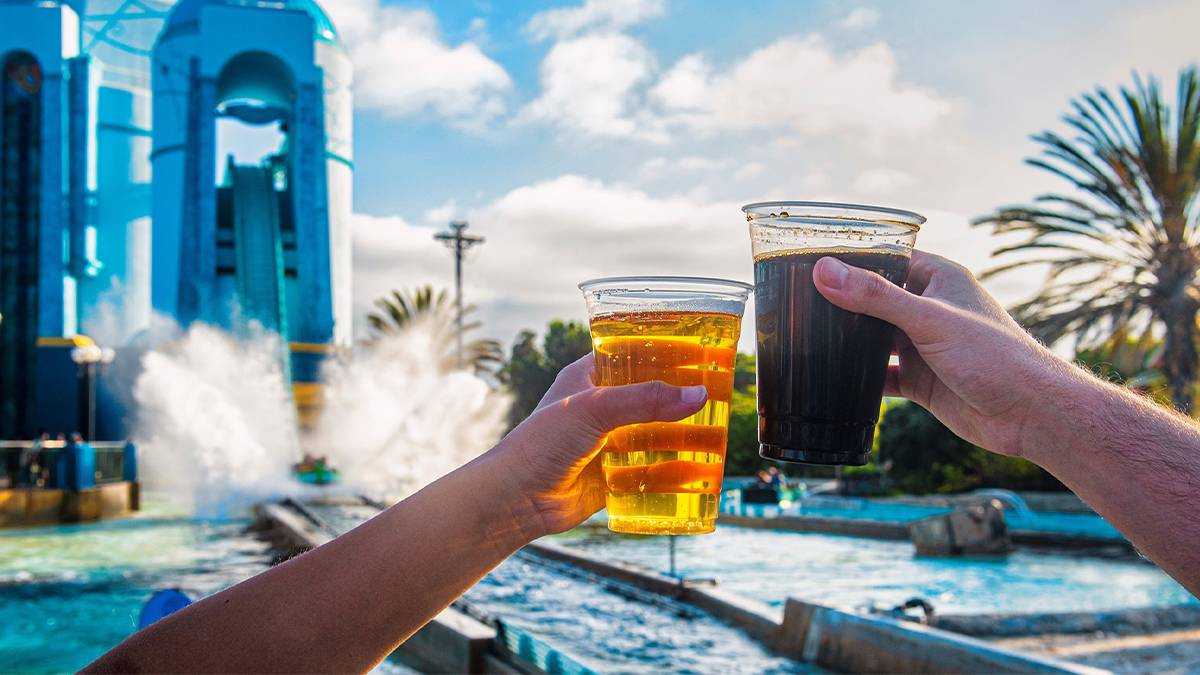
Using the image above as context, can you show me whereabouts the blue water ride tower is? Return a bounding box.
[0,0,146,440]
[1,0,351,440]
[150,0,354,426]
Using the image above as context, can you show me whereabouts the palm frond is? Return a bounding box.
[366,285,502,374]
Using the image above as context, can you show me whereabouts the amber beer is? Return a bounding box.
[580,278,751,535]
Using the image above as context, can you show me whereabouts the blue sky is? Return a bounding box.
[324,0,1199,350]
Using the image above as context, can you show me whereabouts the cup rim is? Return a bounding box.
[741,201,925,230]
[578,275,754,297]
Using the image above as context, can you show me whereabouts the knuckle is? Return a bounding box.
[578,389,612,432]
[859,273,892,301]
[551,367,572,388]
[951,261,976,281]
[649,380,674,414]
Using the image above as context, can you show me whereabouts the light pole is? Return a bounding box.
[434,221,485,368]
[71,344,116,441]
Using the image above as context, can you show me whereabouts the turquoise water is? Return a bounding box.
[559,525,1197,615]
[0,514,272,674]
[723,494,1125,541]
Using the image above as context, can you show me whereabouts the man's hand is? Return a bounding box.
[812,250,1072,458]
[813,248,1200,597]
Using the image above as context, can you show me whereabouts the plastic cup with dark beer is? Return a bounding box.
[744,201,923,466]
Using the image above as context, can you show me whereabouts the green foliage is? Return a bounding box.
[975,66,1200,412]
[724,352,786,477]
[367,286,503,374]
[878,402,1063,494]
[733,352,756,390]
[500,320,592,428]
[725,383,762,476]
[1075,328,1174,405]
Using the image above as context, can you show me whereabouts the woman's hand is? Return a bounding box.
[487,355,708,537]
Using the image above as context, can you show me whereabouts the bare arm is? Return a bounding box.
[813,251,1200,596]
[1028,364,1200,588]
[86,359,707,673]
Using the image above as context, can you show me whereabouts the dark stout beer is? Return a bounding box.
[754,248,910,465]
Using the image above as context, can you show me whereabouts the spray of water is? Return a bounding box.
[312,318,511,501]
[129,310,511,516]
[132,322,301,518]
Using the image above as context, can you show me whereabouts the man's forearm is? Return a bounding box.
[1026,365,1200,596]
[86,448,540,674]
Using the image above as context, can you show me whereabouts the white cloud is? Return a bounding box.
[349,177,1046,352]
[324,0,511,127]
[839,7,881,31]
[518,33,666,141]
[350,213,447,320]
[424,200,459,225]
[521,14,951,145]
[651,37,952,142]
[638,155,727,178]
[804,172,836,196]
[734,162,766,182]
[526,0,667,41]
[351,175,754,347]
[852,168,916,194]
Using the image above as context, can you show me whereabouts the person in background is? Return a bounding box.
[87,250,1200,673]
[23,430,50,487]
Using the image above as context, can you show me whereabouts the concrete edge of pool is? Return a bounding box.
[251,499,1104,675]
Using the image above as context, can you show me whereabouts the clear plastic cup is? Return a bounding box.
[580,276,752,535]
[744,201,923,466]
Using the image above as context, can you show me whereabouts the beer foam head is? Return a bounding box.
[579,276,753,318]
[743,201,922,261]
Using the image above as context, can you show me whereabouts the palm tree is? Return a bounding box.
[975,67,1200,412]
[367,286,504,374]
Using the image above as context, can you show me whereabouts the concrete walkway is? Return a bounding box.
[997,628,1200,673]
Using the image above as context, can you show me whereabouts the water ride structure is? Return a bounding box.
[0,0,352,452]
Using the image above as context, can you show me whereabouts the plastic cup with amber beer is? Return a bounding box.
[579,276,752,535]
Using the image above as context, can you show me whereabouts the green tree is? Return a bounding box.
[367,286,503,374]
[501,320,592,427]
[975,67,1200,412]
[725,353,772,476]
[877,402,977,494]
[1075,327,1171,404]
[877,402,1062,494]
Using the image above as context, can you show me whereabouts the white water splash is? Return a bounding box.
[130,314,511,516]
[132,323,301,518]
[312,318,511,501]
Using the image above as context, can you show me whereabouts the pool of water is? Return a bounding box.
[309,503,813,674]
[723,494,1124,541]
[0,513,273,673]
[557,526,1197,615]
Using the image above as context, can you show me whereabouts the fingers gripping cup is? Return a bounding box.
[580,277,752,535]
[744,202,923,466]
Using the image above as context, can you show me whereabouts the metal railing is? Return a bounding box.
[0,441,131,489]
[94,445,127,484]
[494,621,599,675]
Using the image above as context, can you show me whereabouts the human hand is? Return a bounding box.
[812,249,1073,458]
[488,355,708,537]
